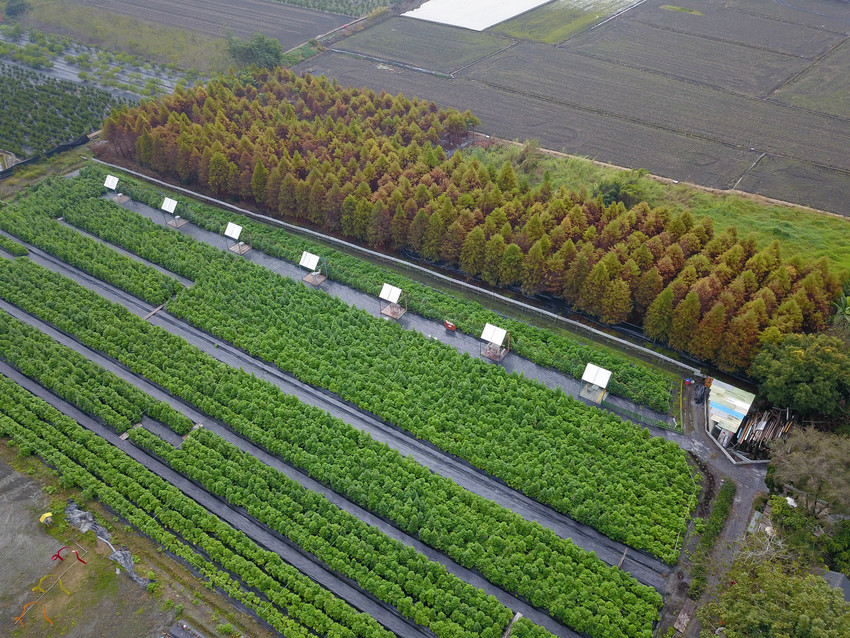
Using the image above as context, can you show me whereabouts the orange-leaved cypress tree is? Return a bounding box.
[688,302,726,362]
[717,309,761,371]
[601,279,632,324]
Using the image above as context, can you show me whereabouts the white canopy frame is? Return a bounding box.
[379,283,407,320]
[480,322,510,362]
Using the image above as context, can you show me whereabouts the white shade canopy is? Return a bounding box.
[481,323,507,346]
[582,363,612,389]
[104,175,119,190]
[403,0,551,31]
[299,251,320,270]
[379,283,402,304]
[224,222,243,240]
[161,197,178,214]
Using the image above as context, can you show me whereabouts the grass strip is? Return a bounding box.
[688,480,737,599]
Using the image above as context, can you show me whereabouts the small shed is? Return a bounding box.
[579,363,611,404]
[480,322,509,362]
[708,379,755,447]
[379,283,407,320]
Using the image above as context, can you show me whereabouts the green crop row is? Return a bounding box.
[132,426,520,638]
[0,234,27,256]
[0,179,180,305]
[51,171,695,561]
[0,256,662,638]
[0,309,192,433]
[0,374,392,638]
[0,303,545,637]
[512,617,562,638]
[99,164,671,411]
[0,309,192,434]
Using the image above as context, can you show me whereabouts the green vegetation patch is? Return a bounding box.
[0,234,28,256]
[19,0,227,72]
[491,0,636,44]
[94,163,673,411]
[0,176,182,304]
[659,5,703,15]
[688,480,736,598]
[0,63,124,158]
[0,253,666,637]
[0,305,545,638]
[0,310,193,433]
[0,373,393,638]
[52,167,696,562]
[338,17,509,73]
[771,39,850,119]
[473,144,850,274]
[268,0,395,18]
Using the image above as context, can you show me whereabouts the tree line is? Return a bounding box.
[103,68,844,373]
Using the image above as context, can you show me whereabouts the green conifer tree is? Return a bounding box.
[688,302,726,361]
[500,243,524,286]
[482,234,507,286]
[460,226,486,276]
[644,285,675,342]
[670,291,701,351]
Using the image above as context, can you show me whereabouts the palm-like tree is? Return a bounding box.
[833,293,850,327]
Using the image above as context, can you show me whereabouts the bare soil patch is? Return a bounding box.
[0,445,273,638]
[723,0,850,33]
[564,19,812,98]
[770,38,850,117]
[334,16,511,74]
[735,155,850,221]
[458,42,850,172]
[625,0,845,57]
[0,456,56,630]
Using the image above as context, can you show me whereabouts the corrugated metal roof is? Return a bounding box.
[709,379,755,433]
